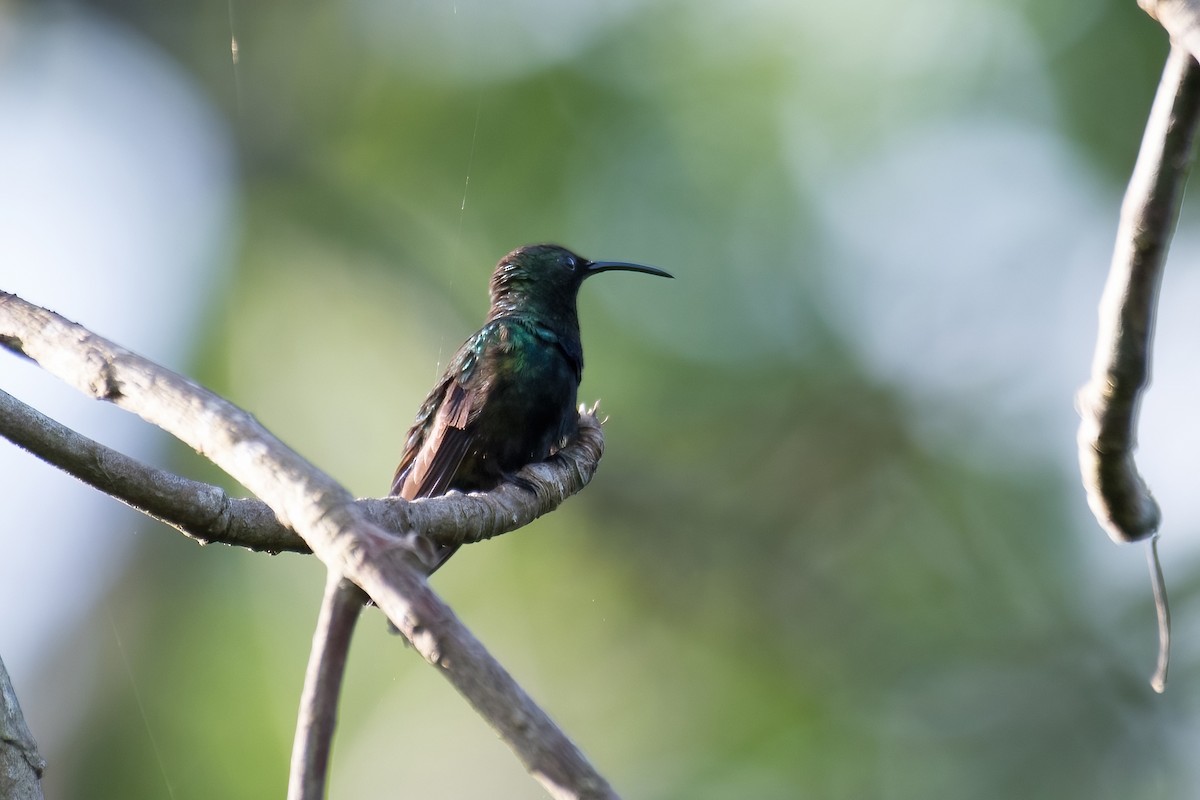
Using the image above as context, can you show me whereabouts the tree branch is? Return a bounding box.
[0,654,45,800]
[1141,0,1200,62]
[0,386,298,551]
[0,292,619,800]
[1077,44,1200,694]
[0,386,604,555]
[1077,44,1200,544]
[289,575,364,800]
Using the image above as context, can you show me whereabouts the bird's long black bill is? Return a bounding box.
[586,260,674,279]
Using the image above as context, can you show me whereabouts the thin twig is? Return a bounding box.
[1147,536,1171,692]
[0,292,620,800]
[1077,45,1200,693]
[0,387,604,556]
[289,575,364,800]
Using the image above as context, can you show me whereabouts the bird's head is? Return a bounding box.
[487,244,672,324]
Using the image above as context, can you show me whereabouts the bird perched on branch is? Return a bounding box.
[391,243,673,572]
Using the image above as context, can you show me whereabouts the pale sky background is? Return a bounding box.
[0,7,236,701]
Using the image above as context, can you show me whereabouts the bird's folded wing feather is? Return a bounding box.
[391,325,501,500]
[391,375,476,499]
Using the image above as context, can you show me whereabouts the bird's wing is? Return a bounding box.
[391,381,474,499]
[390,326,493,499]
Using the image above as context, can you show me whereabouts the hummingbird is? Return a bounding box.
[391,243,673,572]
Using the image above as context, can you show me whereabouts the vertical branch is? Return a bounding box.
[1077,45,1200,545]
[1077,45,1200,692]
[289,575,365,800]
[0,655,45,800]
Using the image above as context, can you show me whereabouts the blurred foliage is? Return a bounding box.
[26,0,1199,798]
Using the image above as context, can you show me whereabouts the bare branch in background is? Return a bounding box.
[0,292,620,800]
[1141,0,1200,61]
[1077,44,1200,692]
[0,654,45,800]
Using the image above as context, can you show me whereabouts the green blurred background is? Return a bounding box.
[4,0,1200,798]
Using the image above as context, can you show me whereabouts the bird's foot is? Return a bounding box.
[506,473,540,495]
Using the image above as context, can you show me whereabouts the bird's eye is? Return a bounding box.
[562,255,577,270]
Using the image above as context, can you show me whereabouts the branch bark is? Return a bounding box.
[0,292,619,800]
[1077,44,1200,693]
[0,654,45,800]
[0,386,604,556]
[289,575,364,800]
[1141,0,1200,61]
[1077,44,1200,544]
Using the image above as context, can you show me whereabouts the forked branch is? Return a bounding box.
[0,292,618,800]
[0,386,604,556]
